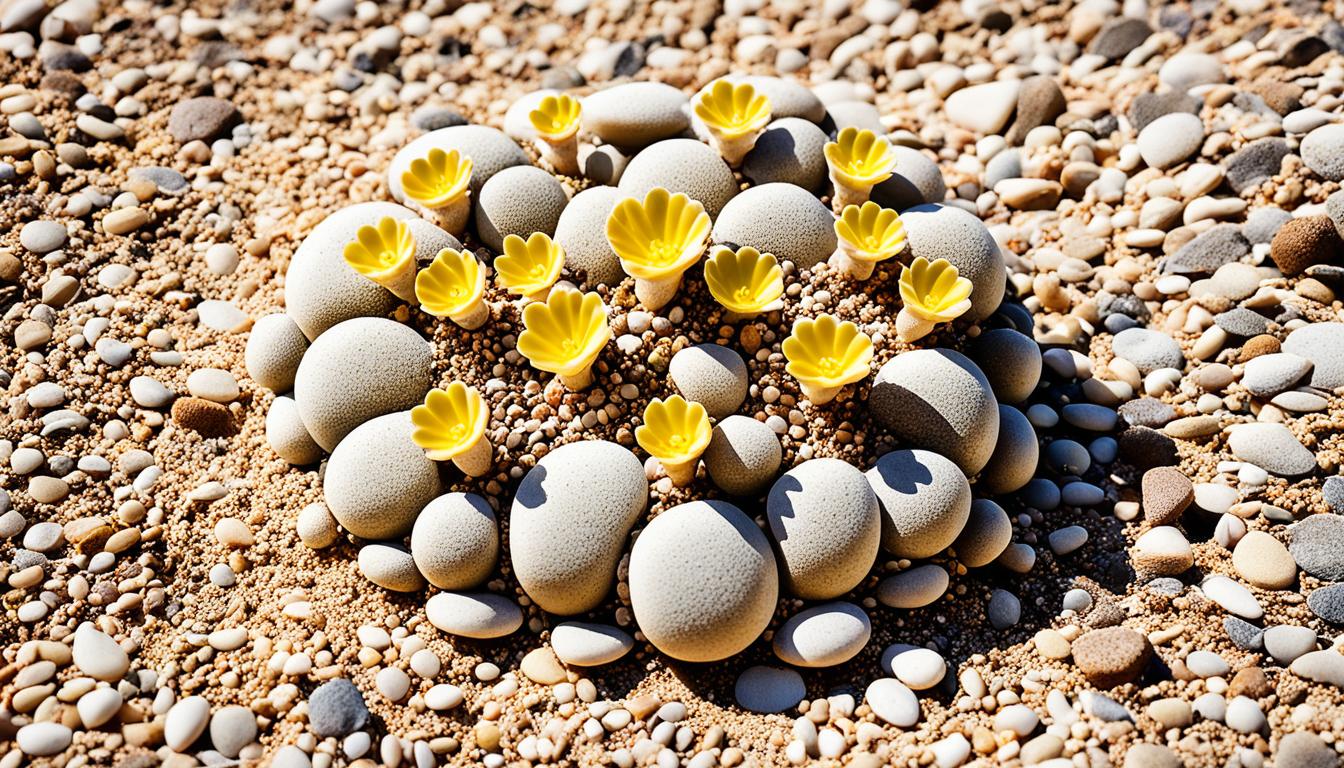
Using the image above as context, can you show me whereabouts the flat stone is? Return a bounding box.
[945,80,1020,135]
[1242,353,1312,397]
[425,592,523,639]
[1291,649,1344,686]
[1308,583,1344,624]
[864,677,920,727]
[1290,514,1344,581]
[1282,323,1344,388]
[1203,575,1263,620]
[1232,531,1296,590]
[734,665,805,714]
[1224,138,1291,193]
[1264,625,1317,665]
[1112,328,1183,374]
[1163,224,1251,276]
[308,679,369,738]
[1227,423,1316,477]
[1072,626,1151,687]
[169,97,240,143]
[1213,308,1270,338]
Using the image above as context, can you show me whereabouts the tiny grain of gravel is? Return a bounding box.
[5,0,1344,767]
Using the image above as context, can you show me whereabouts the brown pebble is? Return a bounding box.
[1229,666,1272,699]
[1269,215,1341,276]
[1141,467,1193,526]
[1240,334,1281,361]
[1232,531,1296,590]
[172,397,236,437]
[1072,626,1152,687]
[0,252,21,283]
[519,647,566,685]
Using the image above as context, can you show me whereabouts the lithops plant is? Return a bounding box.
[516,287,611,390]
[782,313,874,405]
[824,127,897,212]
[495,232,565,302]
[635,395,712,486]
[415,248,489,330]
[694,79,772,167]
[528,93,582,176]
[896,256,973,342]
[342,217,418,302]
[703,245,784,319]
[401,147,474,236]
[411,382,493,476]
[831,201,907,280]
[606,187,712,310]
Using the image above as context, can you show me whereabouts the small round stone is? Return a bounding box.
[1142,466,1193,526]
[703,415,782,496]
[1112,328,1183,374]
[297,502,339,549]
[1301,123,1344,181]
[887,647,946,690]
[866,449,971,559]
[294,317,433,452]
[711,183,837,269]
[1136,112,1203,170]
[668,344,749,419]
[619,138,738,217]
[324,411,441,540]
[771,602,871,668]
[551,622,634,667]
[869,349,1000,475]
[766,458,880,599]
[554,186,624,286]
[16,723,73,757]
[411,493,498,590]
[474,164,568,251]
[357,543,425,592]
[864,678,920,727]
[1072,626,1152,687]
[1270,215,1341,276]
[308,679,370,738]
[209,705,258,759]
[425,592,523,639]
[164,695,211,752]
[734,666,805,714]
[266,396,323,465]
[969,328,1041,404]
[1232,531,1296,590]
[245,313,308,392]
[629,500,778,662]
[582,82,689,148]
[871,146,947,211]
[1132,526,1193,575]
[876,564,949,609]
[952,498,1012,568]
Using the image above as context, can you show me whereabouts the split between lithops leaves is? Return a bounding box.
[831,202,907,280]
[636,395,711,486]
[415,248,489,330]
[411,382,493,476]
[343,217,418,302]
[694,79,771,167]
[782,313,874,405]
[496,232,565,302]
[529,94,582,176]
[605,187,712,311]
[824,127,897,212]
[703,245,784,319]
[896,256,973,342]
[401,147,473,236]
[516,288,611,390]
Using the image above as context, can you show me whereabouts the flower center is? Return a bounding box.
[732,286,754,302]
[528,263,547,280]
[817,356,842,377]
[668,434,688,449]
[646,239,682,266]
[561,338,580,356]
[446,423,469,443]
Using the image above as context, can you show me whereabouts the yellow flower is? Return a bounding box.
[782,314,874,405]
[516,288,611,389]
[401,148,473,209]
[824,127,897,211]
[411,383,491,475]
[896,257,973,342]
[605,187,712,310]
[528,94,582,142]
[342,217,418,301]
[636,395,711,486]
[703,246,784,317]
[497,232,565,301]
[695,79,771,139]
[415,248,489,329]
[832,202,906,279]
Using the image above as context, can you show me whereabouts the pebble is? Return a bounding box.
[1185,650,1229,678]
[308,679,370,738]
[734,666,805,714]
[1227,423,1316,477]
[1203,575,1264,620]
[210,705,257,759]
[73,624,129,681]
[77,687,123,728]
[1225,696,1266,734]
[551,622,634,666]
[987,589,1020,630]
[1300,123,1344,181]
[864,677,920,727]
[376,666,411,701]
[772,602,871,668]
[887,647,946,690]
[1275,733,1337,768]
[1282,323,1344,388]
[20,220,66,253]
[1112,328,1183,373]
[1290,649,1344,687]
[1307,583,1344,624]
[1133,526,1193,575]
[186,368,240,402]
[1232,531,1296,590]
[1264,625,1317,665]
[169,96,240,143]
[16,722,73,756]
[876,564,949,609]
[1290,514,1344,581]
[165,695,211,752]
[1142,467,1192,525]
[1137,112,1203,169]
[1072,627,1151,687]
[1271,215,1341,276]
[425,593,523,639]
[944,80,1020,135]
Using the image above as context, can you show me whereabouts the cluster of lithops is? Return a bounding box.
[242,73,1052,700]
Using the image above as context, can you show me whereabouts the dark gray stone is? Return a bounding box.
[1244,206,1293,245]
[1213,308,1271,337]
[410,106,467,132]
[168,97,241,143]
[1162,224,1251,275]
[1224,138,1290,193]
[1128,92,1200,133]
[1324,476,1344,514]
[1119,398,1176,428]
[1290,514,1344,582]
[1090,18,1154,60]
[1224,616,1265,651]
